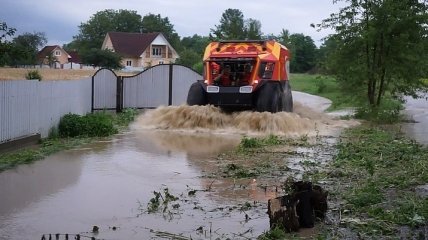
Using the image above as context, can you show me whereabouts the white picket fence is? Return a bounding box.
[0,78,92,143]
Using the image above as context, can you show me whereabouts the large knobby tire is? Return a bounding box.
[187,82,207,106]
[283,81,293,112]
[255,82,281,113]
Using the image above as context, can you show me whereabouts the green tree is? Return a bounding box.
[288,34,317,73]
[70,9,143,52]
[0,22,16,66]
[11,32,47,65]
[81,48,123,69]
[276,30,317,73]
[180,34,210,54]
[320,0,428,106]
[245,18,263,40]
[211,9,246,40]
[142,13,181,50]
[175,48,200,68]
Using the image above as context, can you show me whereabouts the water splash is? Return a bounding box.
[131,103,357,137]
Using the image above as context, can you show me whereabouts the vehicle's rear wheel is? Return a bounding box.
[255,82,281,113]
[187,82,207,106]
[283,81,293,112]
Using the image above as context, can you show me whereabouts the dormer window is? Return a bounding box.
[152,47,162,57]
[54,50,61,56]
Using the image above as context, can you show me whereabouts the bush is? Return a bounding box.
[355,97,404,123]
[25,70,42,80]
[58,112,117,137]
[82,112,117,137]
[58,114,84,137]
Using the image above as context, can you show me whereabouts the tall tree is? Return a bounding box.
[141,13,181,50]
[0,22,16,66]
[319,0,428,106]
[81,48,123,69]
[70,9,143,52]
[11,32,47,65]
[211,9,246,40]
[245,18,263,40]
[276,30,317,73]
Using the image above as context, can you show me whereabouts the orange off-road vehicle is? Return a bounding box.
[186,40,293,112]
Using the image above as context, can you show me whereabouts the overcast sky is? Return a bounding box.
[1,0,343,47]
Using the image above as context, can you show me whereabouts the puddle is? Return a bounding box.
[0,94,358,239]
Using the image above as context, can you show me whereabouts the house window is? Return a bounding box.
[126,60,132,66]
[152,47,162,57]
[54,50,61,56]
[158,60,164,64]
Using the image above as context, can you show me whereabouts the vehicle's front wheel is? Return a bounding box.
[186,82,207,106]
[255,82,281,113]
[282,81,293,112]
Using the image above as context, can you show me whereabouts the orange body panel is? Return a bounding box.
[203,40,290,86]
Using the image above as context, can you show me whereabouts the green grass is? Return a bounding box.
[290,73,354,110]
[328,124,428,236]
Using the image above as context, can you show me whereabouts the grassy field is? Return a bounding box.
[0,68,98,80]
[290,73,354,110]
[0,67,141,80]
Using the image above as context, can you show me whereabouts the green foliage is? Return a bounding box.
[58,114,85,137]
[319,0,428,107]
[83,112,118,137]
[210,9,263,40]
[290,74,354,110]
[70,9,144,52]
[11,32,47,66]
[147,188,179,213]
[258,225,287,240]
[25,70,42,80]
[175,48,200,69]
[277,30,317,73]
[81,48,122,69]
[333,125,428,232]
[0,21,16,66]
[115,108,138,127]
[59,112,118,137]
[142,13,181,50]
[239,136,263,149]
[354,97,404,123]
[346,182,384,208]
[192,62,203,74]
[0,138,90,172]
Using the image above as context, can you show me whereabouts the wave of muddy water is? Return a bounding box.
[0,100,358,240]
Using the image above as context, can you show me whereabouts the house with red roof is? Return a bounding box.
[37,45,71,67]
[101,32,179,70]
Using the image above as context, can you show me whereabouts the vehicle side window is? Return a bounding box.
[259,62,275,79]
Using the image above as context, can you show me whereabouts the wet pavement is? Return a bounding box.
[0,92,357,240]
[402,93,428,146]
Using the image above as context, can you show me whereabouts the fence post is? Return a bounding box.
[116,76,123,113]
[168,64,173,106]
[91,75,95,113]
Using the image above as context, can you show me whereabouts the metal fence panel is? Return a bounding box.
[0,78,92,143]
[93,69,117,110]
[123,65,170,108]
[172,65,202,105]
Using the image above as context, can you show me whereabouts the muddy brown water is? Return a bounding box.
[0,95,358,240]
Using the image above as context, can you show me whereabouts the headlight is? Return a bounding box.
[207,86,220,93]
[239,86,253,93]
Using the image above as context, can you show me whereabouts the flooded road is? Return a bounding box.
[402,94,428,146]
[0,92,357,240]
